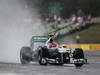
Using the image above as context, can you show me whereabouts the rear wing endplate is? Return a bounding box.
[30,36,48,50]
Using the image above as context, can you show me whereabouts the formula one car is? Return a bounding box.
[20,36,87,67]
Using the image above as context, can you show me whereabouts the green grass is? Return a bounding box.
[58,23,100,44]
[71,23,100,43]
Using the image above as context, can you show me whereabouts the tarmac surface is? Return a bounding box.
[0,0,100,75]
[0,51,100,75]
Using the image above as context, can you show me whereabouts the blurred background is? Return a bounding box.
[0,0,100,63]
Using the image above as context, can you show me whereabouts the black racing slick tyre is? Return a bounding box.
[73,48,84,59]
[20,46,32,64]
[38,50,47,65]
[73,48,84,67]
[75,63,83,67]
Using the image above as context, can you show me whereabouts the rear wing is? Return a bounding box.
[30,36,48,50]
[31,36,48,42]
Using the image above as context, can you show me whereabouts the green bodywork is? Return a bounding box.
[73,58,87,63]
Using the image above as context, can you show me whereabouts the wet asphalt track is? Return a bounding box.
[0,51,100,75]
[0,0,100,75]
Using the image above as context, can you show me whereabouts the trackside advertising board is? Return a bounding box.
[61,44,100,50]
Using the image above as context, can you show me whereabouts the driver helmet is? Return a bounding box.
[48,32,55,37]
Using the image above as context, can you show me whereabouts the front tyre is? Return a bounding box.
[74,63,83,67]
[73,48,84,67]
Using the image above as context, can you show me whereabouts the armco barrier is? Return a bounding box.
[61,44,100,50]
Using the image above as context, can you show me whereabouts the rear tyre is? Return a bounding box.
[73,48,84,67]
[20,46,32,64]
